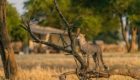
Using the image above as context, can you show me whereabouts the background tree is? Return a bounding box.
[7,4,27,42]
[128,0,140,52]
[109,0,140,52]
[93,0,140,52]
[0,0,18,79]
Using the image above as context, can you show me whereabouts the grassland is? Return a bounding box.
[0,52,140,80]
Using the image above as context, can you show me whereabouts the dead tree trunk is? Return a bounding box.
[0,0,18,79]
[87,65,140,79]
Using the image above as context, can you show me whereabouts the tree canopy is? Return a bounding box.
[7,4,27,42]
[24,0,125,42]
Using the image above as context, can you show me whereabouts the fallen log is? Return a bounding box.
[58,65,140,80]
[87,65,140,79]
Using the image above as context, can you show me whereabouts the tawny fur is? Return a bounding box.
[76,34,108,71]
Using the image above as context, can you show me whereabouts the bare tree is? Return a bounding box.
[0,0,18,79]
[21,7,94,80]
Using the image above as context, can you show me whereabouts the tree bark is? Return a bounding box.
[129,27,137,52]
[0,0,18,79]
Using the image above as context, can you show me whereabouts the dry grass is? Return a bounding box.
[0,52,139,80]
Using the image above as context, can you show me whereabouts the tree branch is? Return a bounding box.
[54,0,86,69]
[21,23,72,53]
[54,0,70,27]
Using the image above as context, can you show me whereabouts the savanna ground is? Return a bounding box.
[0,52,140,80]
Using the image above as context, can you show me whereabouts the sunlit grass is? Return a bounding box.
[0,52,139,80]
